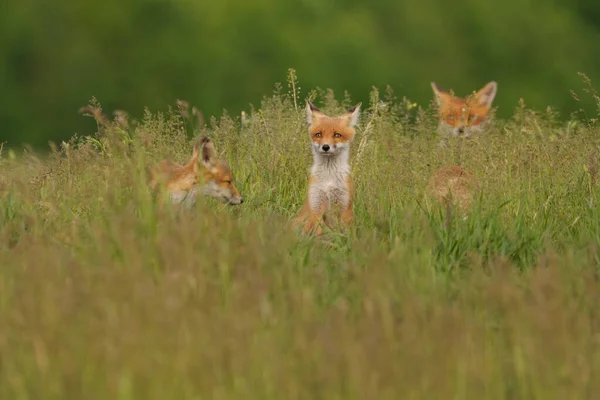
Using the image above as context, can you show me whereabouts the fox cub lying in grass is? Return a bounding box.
[149,137,243,208]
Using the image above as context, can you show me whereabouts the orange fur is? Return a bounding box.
[295,183,327,236]
[431,81,497,137]
[427,165,480,212]
[294,100,360,236]
[149,137,243,207]
[307,116,356,145]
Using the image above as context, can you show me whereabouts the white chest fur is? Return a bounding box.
[308,151,351,211]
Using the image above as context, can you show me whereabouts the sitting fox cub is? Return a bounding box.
[149,137,243,208]
[294,100,361,235]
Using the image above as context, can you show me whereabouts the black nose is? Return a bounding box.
[457,127,465,135]
[239,198,244,204]
[322,144,330,152]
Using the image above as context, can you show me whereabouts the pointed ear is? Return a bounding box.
[305,99,325,125]
[344,103,361,127]
[200,136,217,168]
[160,159,180,174]
[475,81,497,107]
[431,82,447,105]
[190,143,201,173]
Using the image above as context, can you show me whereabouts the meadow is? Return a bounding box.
[1,72,600,398]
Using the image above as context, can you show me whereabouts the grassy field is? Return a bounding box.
[2,72,600,398]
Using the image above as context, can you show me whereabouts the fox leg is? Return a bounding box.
[340,177,353,229]
[304,207,326,236]
[294,202,326,236]
[340,200,353,228]
[306,212,325,236]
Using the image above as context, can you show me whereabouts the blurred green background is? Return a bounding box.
[2,0,600,148]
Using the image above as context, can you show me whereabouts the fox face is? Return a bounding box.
[200,159,242,205]
[431,81,497,137]
[150,137,243,207]
[306,100,360,157]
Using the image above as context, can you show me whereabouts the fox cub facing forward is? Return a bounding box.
[149,137,243,208]
[428,82,494,211]
[431,81,497,137]
[294,100,361,236]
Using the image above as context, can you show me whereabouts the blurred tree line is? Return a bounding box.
[1,0,600,148]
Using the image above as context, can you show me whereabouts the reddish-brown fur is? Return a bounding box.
[294,100,360,236]
[427,165,480,212]
[427,82,492,210]
[149,137,242,206]
[295,176,355,236]
[307,114,356,145]
[431,81,497,131]
[295,180,326,236]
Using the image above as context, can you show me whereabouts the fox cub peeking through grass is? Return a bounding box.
[149,137,243,208]
[431,81,497,138]
[426,82,494,212]
[427,165,480,213]
[294,100,361,236]
[427,81,498,212]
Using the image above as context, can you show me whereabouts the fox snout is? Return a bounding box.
[228,195,244,206]
[454,126,470,137]
[316,142,333,154]
[208,183,243,206]
[226,183,243,206]
[314,142,341,155]
[204,183,244,206]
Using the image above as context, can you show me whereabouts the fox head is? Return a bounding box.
[305,100,361,157]
[151,137,243,207]
[431,81,497,137]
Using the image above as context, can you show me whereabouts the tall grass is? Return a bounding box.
[1,72,600,398]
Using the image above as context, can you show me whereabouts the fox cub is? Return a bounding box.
[149,137,243,208]
[427,165,480,213]
[431,81,497,137]
[427,82,495,211]
[294,100,361,236]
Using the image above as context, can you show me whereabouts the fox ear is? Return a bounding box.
[431,82,443,95]
[305,99,324,125]
[160,159,179,174]
[191,143,201,173]
[345,103,361,127]
[475,81,497,107]
[199,136,217,168]
[431,82,448,105]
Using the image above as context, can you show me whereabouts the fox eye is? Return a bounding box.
[333,132,342,138]
[314,132,322,138]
